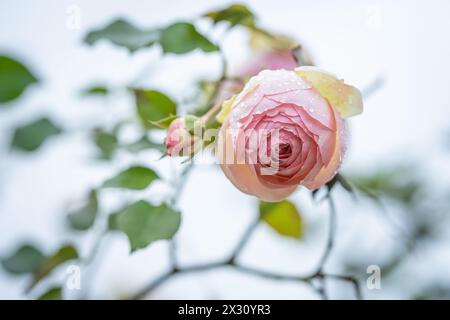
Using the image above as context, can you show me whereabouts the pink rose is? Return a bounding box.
[217,68,362,202]
[241,49,298,77]
[239,31,312,77]
[164,117,200,157]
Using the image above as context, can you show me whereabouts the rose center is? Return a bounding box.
[279,142,292,158]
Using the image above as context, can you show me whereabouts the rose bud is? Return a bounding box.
[241,50,297,77]
[164,116,201,157]
[240,31,311,77]
[217,67,363,202]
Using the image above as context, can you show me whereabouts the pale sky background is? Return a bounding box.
[1,0,450,299]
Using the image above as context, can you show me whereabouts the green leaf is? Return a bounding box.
[184,115,201,134]
[81,85,109,96]
[108,212,121,231]
[0,55,38,104]
[11,117,62,152]
[259,200,303,239]
[84,19,218,55]
[335,174,357,200]
[134,89,177,128]
[38,286,62,300]
[204,4,256,27]
[122,135,165,153]
[93,128,118,160]
[84,19,159,52]
[149,114,179,129]
[159,22,218,54]
[336,174,354,192]
[350,166,420,204]
[102,166,159,190]
[67,190,98,231]
[1,244,45,274]
[116,201,180,252]
[28,245,78,292]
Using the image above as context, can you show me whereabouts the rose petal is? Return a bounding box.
[216,95,236,124]
[303,106,344,189]
[217,118,297,202]
[217,69,354,201]
[295,66,363,118]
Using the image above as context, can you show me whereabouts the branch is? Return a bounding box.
[314,194,337,275]
[169,162,194,268]
[131,193,363,300]
[78,230,108,299]
[309,193,337,299]
[325,273,362,300]
[311,194,363,300]
[228,215,259,264]
[199,47,229,125]
[362,76,385,100]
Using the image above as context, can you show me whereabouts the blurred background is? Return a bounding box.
[1,0,450,299]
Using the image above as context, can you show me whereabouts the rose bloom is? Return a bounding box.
[240,49,298,77]
[239,32,312,77]
[217,68,362,202]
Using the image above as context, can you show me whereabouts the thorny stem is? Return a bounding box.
[131,192,362,300]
